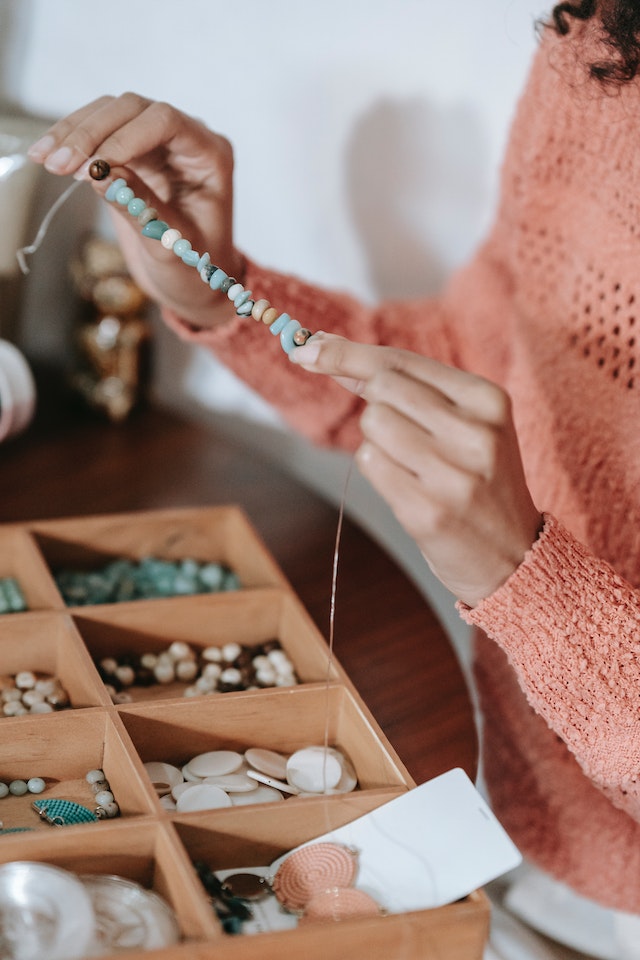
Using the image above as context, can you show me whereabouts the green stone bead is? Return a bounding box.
[141,220,169,240]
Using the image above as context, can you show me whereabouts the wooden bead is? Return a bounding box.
[261,307,279,326]
[89,158,111,181]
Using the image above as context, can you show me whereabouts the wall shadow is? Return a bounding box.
[344,96,488,301]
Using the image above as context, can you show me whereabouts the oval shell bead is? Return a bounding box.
[280,319,302,354]
[251,299,270,322]
[161,228,182,250]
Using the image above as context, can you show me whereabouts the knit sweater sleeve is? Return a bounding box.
[460,514,640,821]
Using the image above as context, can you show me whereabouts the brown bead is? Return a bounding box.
[89,158,111,181]
[261,307,279,326]
[293,328,312,346]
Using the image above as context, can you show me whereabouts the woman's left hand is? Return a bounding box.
[290,333,542,607]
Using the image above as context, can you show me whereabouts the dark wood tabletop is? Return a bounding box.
[0,370,478,786]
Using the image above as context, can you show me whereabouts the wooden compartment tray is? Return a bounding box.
[0,507,490,959]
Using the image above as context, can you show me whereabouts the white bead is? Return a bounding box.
[139,652,157,670]
[1,688,22,702]
[201,646,222,663]
[9,780,27,796]
[0,782,9,798]
[21,690,45,707]
[186,750,244,778]
[161,228,182,250]
[168,641,192,661]
[95,790,115,807]
[183,685,200,698]
[27,777,46,794]
[15,671,36,690]
[286,746,343,793]
[255,666,277,686]
[220,667,242,685]
[153,661,175,684]
[29,702,53,714]
[34,678,57,696]
[175,659,198,681]
[115,665,135,687]
[4,701,27,716]
[99,658,118,675]
[202,663,221,681]
[86,769,105,784]
[221,642,241,663]
[227,282,244,301]
[195,675,216,693]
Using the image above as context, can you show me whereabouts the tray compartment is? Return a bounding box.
[0,526,62,612]
[28,506,289,601]
[0,818,218,944]
[71,589,342,704]
[0,611,108,711]
[0,709,156,830]
[118,685,411,797]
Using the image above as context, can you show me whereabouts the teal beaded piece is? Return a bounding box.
[32,798,98,826]
[96,164,313,353]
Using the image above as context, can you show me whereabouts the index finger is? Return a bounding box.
[289,333,503,420]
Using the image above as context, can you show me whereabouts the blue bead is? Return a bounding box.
[197,252,211,272]
[142,220,169,240]
[127,197,146,217]
[236,300,254,316]
[280,319,302,354]
[269,313,291,336]
[172,238,192,257]
[105,178,126,202]
[181,250,200,267]
[115,185,135,206]
[233,289,252,309]
[210,268,227,290]
[200,263,215,283]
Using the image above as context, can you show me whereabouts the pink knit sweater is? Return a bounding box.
[165,22,640,912]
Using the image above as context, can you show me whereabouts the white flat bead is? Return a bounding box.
[175,783,232,812]
[244,747,288,780]
[186,750,244,778]
[286,746,343,793]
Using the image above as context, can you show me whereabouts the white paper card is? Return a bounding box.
[270,767,521,913]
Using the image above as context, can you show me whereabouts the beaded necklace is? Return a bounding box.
[89,159,313,355]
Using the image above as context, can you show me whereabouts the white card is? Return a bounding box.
[270,767,521,912]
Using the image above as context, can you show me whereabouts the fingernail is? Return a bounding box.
[27,134,55,160]
[44,146,73,172]
[73,159,91,181]
[289,340,321,365]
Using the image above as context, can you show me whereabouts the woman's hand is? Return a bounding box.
[28,93,244,327]
[290,333,542,607]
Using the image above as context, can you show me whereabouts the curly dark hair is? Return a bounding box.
[548,1,640,81]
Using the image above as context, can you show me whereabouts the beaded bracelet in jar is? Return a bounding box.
[89,159,313,355]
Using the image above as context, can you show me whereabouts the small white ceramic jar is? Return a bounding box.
[0,339,35,442]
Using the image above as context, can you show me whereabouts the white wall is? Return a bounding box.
[0,0,543,667]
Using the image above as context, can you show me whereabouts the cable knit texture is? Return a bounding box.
[164,21,640,911]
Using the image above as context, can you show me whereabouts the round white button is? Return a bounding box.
[185,750,244,778]
[175,783,232,812]
[286,746,343,793]
[244,747,288,780]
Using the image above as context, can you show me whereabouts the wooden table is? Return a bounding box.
[0,370,477,787]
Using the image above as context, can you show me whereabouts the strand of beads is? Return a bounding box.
[89,160,312,355]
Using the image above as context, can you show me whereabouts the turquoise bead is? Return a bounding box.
[236,300,254,316]
[234,289,252,309]
[182,250,200,267]
[115,185,135,206]
[142,220,169,240]
[173,238,192,257]
[269,313,291,336]
[105,178,126,202]
[127,197,146,217]
[209,268,227,290]
[280,319,302,354]
[197,252,210,272]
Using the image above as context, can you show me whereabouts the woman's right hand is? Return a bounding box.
[28,93,244,328]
